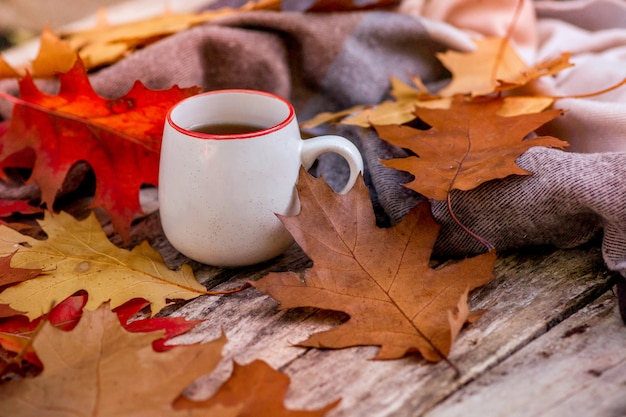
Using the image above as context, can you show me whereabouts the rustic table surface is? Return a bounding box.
[4,2,625,414]
[121,192,626,417]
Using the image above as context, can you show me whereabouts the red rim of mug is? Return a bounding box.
[166,89,296,140]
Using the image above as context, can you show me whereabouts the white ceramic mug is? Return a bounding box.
[158,89,363,267]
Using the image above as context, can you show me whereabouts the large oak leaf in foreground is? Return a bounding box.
[253,172,496,362]
[376,96,568,201]
[0,59,199,239]
[0,305,235,417]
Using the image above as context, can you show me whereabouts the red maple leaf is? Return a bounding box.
[0,59,200,239]
[0,293,201,367]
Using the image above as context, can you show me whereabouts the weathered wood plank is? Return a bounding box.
[159,237,617,416]
[425,290,626,417]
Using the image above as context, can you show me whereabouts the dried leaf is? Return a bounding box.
[0,294,201,368]
[0,27,77,79]
[0,305,231,417]
[0,211,207,320]
[115,298,202,352]
[0,252,42,288]
[0,56,18,78]
[175,359,340,416]
[437,37,574,97]
[254,171,496,361]
[377,96,567,200]
[62,0,282,69]
[0,59,200,238]
[30,26,78,77]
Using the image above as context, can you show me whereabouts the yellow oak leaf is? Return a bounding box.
[0,56,18,78]
[0,27,77,79]
[437,37,573,97]
[0,211,208,319]
[30,26,78,77]
[62,0,282,69]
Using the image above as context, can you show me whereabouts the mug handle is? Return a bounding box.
[300,135,364,194]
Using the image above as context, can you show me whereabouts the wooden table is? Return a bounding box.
[126,203,625,417]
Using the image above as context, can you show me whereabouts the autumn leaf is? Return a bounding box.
[340,77,450,128]
[437,37,573,97]
[0,294,87,366]
[0,59,200,239]
[0,27,77,79]
[62,0,283,69]
[115,297,202,352]
[0,56,18,78]
[254,171,496,362]
[0,211,208,320]
[175,359,341,416]
[0,293,202,368]
[0,252,42,288]
[0,305,234,417]
[376,95,567,200]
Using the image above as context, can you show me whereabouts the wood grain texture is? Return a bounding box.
[152,224,619,416]
[426,291,626,417]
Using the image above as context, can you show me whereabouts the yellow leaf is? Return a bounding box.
[30,26,78,77]
[300,104,367,129]
[497,52,574,92]
[0,27,78,79]
[339,77,446,127]
[437,37,528,97]
[437,38,574,97]
[0,56,18,78]
[341,99,419,127]
[497,96,555,117]
[63,0,281,69]
[0,211,207,319]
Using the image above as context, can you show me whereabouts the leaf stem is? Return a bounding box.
[491,0,525,84]
[447,193,495,252]
[445,121,495,252]
[550,77,626,100]
[204,282,251,296]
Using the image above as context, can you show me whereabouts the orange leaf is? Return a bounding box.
[31,26,78,77]
[0,56,18,78]
[437,37,574,97]
[0,27,77,79]
[376,95,567,200]
[175,359,340,416]
[254,171,496,362]
[0,59,200,238]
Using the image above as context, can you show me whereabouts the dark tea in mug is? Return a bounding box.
[189,122,265,135]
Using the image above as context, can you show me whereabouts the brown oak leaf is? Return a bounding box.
[0,305,235,417]
[253,171,496,362]
[376,95,568,200]
[175,359,340,416]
